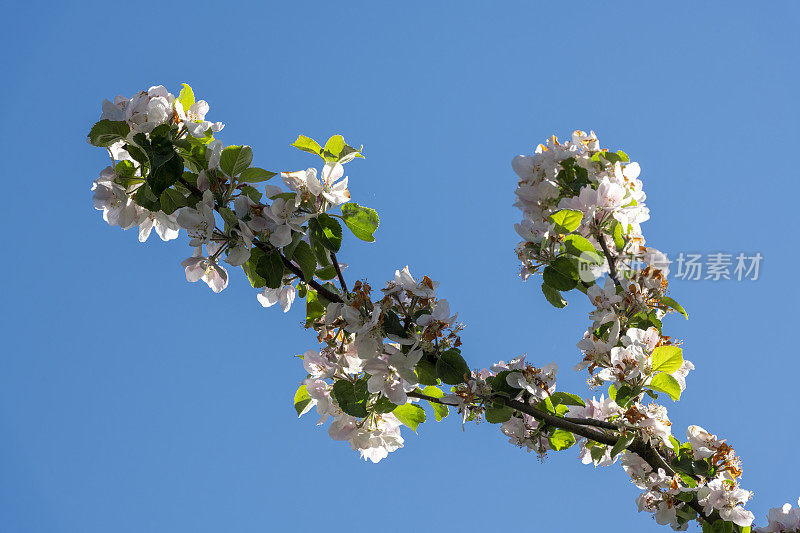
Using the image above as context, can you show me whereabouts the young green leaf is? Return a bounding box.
[563,234,598,256]
[611,221,625,251]
[548,209,583,234]
[323,134,345,162]
[291,135,323,156]
[305,288,325,327]
[648,373,682,401]
[393,403,426,432]
[651,346,684,374]
[661,296,689,319]
[548,429,576,451]
[177,83,195,112]
[294,384,313,417]
[421,385,448,421]
[340,203,380,242]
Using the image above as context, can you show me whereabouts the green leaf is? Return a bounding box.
[148,154,184,196]
[590,444,607,463]
[114,160,138,179]
[373,395,398,414]
[305,288,325,327]
[177,83,195,112]
[134,132,176,170]
[133,183,161,212]
[239,167,277,183]
[548,429,576,451]
[239,184,262,203]
[314,265,338,280]
[308,230,331,266]
[159,188,187,215]
[220,145,253,177]
[617,150,630,162]
[610,432,635,458]
[242,247,285,289]
[340,203,380,242]
[282,230,304,259]
[651,346,684,374]
[563,234,598,256]
[485,406,514,424]
[436,349,470,385]
[382,310,406,338]
[339,143,364,162]
[548,209,583,234]
[614,385,636,407]
[543,265,577,291]
[392,403,426,432]
[332,379,369,418]
[291,135,323,156]
[608,384,617,402]
[323,134,346,162]
[310,214,343,252]
[421,386,448,421]
[550,392,585,407]
[294,384,313,417]
[661,296,689,319]
[262,249,285,289]
[291,240,316,283]
[488,370,522,398]
[535,396,556,414]
[541,282,567,308]
[415,358,439,387]
[88,120,130,147]
[242,247,267,288]
[648,373,682,401]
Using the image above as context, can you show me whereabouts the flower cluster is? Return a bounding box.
[294,266,463,462]
[508,132,758,530]
[90,84,372,306]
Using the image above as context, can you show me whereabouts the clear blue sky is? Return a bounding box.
[2,1,798,531]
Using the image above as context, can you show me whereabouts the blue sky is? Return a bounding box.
[2,1,799,531]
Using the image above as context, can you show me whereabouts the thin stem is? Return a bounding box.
[407,391,459,406]
[251,240,342,303]
[597,232,621,288]
[331,252,348,294]
[178,176,343,304]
